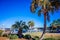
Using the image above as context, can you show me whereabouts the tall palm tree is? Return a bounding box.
[30,0,60,40]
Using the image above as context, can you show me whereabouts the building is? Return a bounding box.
[2,28,11,35]
[28,27,43,32]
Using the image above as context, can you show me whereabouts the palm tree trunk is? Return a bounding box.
[39,13,46,40]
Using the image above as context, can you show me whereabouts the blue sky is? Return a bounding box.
[0,0,60,28]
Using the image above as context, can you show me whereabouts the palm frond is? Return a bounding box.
[38,9,42,16]
[30,2,35,13]
[12,24,18,29]
[30,0,38,13]
[50,0,60,10]
[34,3,38,9]
[38,0,44,6]
[47,3,54,15]
[47,12,50,22]
[35,0,39,5]
[16,22,20,25]
[50,7,54,15]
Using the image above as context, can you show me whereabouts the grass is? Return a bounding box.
[23,32,60,39]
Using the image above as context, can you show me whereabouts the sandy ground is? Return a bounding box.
[0,37,9,40]
[0,37,26,40]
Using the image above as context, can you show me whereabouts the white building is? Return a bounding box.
[28,27,42,32]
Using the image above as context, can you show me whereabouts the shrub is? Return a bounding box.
[17,34,24,38]
[32,38,35,40]
[34,36,39,40]
[3,34,8,37]
[8,34,18,39]
[24,34,31,39]
[0,30,3,37]
[58,39,60,40]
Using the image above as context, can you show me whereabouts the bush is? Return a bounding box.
[24,34,31,39]
[17,34,24,38]
[58,39,60,40]
[34,36,39,40]
[32,38,35,40]
[3,34,8,37]
[8,34,18,39]
[43,38,55,40]
[0,30,3,37]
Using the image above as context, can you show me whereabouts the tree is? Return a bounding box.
[51,19,60,29]
[28,21,34,28]
[49,19,60,33]
[11,20,29,38]
[30,0,60,40]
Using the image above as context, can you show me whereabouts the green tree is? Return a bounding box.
[51,19,60,29]
[11,20,29,37]
[28,21,34,28]
[30,0,60,40]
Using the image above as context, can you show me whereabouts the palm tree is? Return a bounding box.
[11,21,29,38]
[28,21,34,29]
[28,21,34,28]
[11,21,23,37]
[30,0,60,40]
